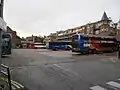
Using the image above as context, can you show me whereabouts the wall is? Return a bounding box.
[7,26,21,48]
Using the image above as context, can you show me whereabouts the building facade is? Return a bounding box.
[45,12,118,41]
[7,26,21,48]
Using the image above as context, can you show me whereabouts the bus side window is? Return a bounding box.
[72,35,78,41]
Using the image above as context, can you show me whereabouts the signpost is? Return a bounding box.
[116,35,120,59]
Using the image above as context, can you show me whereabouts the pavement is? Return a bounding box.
[2,49,120,90]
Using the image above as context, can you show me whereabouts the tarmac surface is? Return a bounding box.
[2,49,120,90]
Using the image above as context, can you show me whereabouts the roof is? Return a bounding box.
[101,12,109,21]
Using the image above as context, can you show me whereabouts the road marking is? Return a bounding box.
[118,79,120,81]
[106,81,120,88]
[53,64,80,77]
[11,80,24,88]
[0,77,24,89]
[90,86,107,90]
[0,77,17,89]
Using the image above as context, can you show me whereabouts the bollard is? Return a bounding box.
[117,51,120,59]
[117,44,120,59]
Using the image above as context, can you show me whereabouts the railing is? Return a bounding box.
[1,64,12,90]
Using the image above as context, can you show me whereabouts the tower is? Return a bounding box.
[100,12,111,33]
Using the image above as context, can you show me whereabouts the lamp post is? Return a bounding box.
[0,0,4,19]
[0,0,4,74]
[114,23,120,59]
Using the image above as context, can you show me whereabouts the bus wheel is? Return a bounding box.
[91,49,96,54]
[91,50,94,54]
[89,50,92,54]
[86,52,89,54]
[93,49,97,54]
[112,48,115,52]
[81,52,84,55]
[83,52,87,55]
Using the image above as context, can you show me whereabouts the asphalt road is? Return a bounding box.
[2,49,120,90]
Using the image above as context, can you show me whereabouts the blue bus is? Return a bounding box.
[46,41,72,50]
[2,33,12,55]
[72,34,89,54]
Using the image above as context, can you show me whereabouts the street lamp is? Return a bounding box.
[0,0,4,19]
[0,0,4,74]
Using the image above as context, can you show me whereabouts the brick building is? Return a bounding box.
[26,35,44,43]
[7,26,21,48]
[45,12,118,41]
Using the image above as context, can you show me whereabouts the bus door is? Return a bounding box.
[72,35,80,52]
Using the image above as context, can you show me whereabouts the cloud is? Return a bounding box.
[3,0,120,37]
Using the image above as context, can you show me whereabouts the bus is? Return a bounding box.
[29,43,46,49]
[72,34,89,54]
[46,41,72,50]
[89,35,117,53]
[2,33,12,55]
[72,34,117,54]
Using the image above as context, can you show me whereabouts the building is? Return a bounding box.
[7,26,21,48]
[44,33,57,42]
[46,12,118,41]
[26,35,44,43]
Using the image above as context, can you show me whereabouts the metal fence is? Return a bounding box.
[1,64,12,90]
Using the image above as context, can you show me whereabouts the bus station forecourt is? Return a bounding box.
[1,33,120,90]
[2,48,120,90]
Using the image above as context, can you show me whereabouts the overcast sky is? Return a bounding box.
[3,0,120,37]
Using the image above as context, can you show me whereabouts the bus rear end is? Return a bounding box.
[72,34,89,54]
[2,33,12,55]
[72,34,80,52]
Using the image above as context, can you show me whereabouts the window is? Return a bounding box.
[82,27,85,29]
[96,24,99,28]
[72,35,78,41]
[95,30,99,34]
[103,21,108,24]
[81,35,89,40]
[87,29,90,34]
[90,25,93,27]
[90,30,93,34]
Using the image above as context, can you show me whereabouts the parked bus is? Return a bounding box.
[89,35,117,53]
[33,43,46,49]
[46,41,72,50]
[72,34,117,54]
[2,33,12,55]
[29,43,46,49]
[72,34,89,54]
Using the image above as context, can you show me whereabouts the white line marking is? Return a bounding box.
[90,86,107,90]
[53,64,80,77]
[110,58,116,62]
[106,81,120,88]
[11,80,24,88]
[118,79,120,81]
[11,86,16,90]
